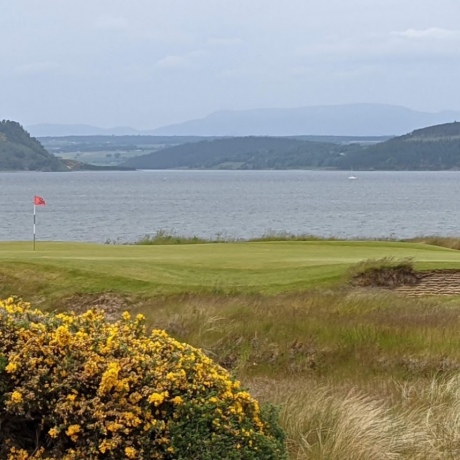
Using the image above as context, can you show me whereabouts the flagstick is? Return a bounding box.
[33,203,36,251]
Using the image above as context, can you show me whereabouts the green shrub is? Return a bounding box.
[134,230,210,245]
[348,257,419,287]
[0,297,286,459]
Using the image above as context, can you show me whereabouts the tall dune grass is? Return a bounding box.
[135,289,460,380]
[132,231,460,247]
[125,288,460,459]
[248,375,460,459]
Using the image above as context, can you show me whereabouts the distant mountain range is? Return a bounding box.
[27,103,460,137]
[27,123,141,137]
[149,104,460,137]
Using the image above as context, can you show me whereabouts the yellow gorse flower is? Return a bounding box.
[54,325,72,347]
[65,424,81,442]
[0,298,285,459]
[48,427,59,438]
[10,391,23,404]
[125,446,138,458]
[5,361,18,373]
[7,447,30,460]
[98,362,121,395]
[148,391,166,406]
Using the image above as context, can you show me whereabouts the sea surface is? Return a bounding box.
[1,170,460,243]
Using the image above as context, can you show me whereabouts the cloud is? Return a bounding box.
[297,27,460,65]
[392,28,460,40]
[155,55,192,69]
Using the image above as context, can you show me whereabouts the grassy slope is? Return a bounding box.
[1,240,460,301]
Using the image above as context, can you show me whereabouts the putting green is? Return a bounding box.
[1,240,460,296]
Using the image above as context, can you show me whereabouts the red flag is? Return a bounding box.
[34,196,46,206]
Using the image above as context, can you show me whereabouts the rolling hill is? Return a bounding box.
[120,136,360,170]
[337,121,460,170]
[122,122,460,171]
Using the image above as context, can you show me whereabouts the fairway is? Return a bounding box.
[2,240,460,298]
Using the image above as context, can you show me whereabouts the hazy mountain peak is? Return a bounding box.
[26,104,460,137]
[26,123,141,137]
[150,103,460,137]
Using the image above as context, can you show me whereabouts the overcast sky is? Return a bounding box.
[1,0,460,129]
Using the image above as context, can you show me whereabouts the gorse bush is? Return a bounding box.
[0,298,286,460]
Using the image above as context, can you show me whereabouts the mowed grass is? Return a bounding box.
[4,239,460,458]
[2,240,460,301]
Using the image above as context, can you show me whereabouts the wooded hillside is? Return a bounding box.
[337,122,460,170]
[122,122,460,171]
[121,136,360,169]
[0,120,65,171]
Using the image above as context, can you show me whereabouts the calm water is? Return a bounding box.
[1,170,460,243]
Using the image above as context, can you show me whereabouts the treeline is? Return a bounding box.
[121,122,460,171]
[337,122,460,170]
[39,135,218,154]
[121,137,361,170]
[338,139,460,170]
[407,121,460,140]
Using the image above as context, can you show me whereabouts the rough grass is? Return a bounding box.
[408,236,460,251]
[249,375,460,459]
[133,229,212,245]
[131,290,460,380]
[130,291,460,458]
[126,231,460,248]
[247,231,340,242]
[129,230,341,245]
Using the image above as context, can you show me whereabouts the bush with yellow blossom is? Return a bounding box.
[0,297,286,459]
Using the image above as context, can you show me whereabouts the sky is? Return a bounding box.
[1,0,460,129]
